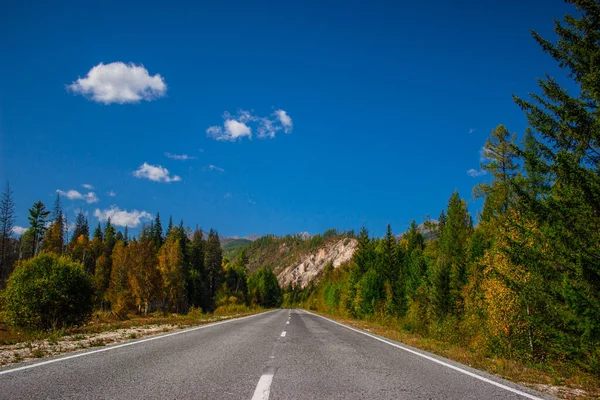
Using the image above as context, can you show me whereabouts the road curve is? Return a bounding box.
[0,309,553,399]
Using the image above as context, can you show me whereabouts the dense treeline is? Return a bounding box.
[288,1,600,374]
[0,194,282,329]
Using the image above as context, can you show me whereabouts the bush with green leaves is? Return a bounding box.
[2,253,93,330]
[247,268,281,308]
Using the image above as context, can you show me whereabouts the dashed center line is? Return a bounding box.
[286,321,289,324]
[251,367,275,400]
[280,331,287,337]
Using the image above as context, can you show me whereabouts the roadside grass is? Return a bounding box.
[303,309,600,400]
[0,307,266,366]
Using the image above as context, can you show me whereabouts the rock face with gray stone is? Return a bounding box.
[277,238,358,289]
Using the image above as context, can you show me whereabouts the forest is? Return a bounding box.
[0,197,281,330]
[285,1,600,376]
[0,0,598,383]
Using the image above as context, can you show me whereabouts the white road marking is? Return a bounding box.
[301,310,545,400]
[0,310,278,376]
[251,370,274,400]
[286,321,289,324]
[280,331,286,337]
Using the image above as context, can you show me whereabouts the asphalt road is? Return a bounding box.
[0,309,553,400]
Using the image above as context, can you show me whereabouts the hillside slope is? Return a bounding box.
[243,234,358,288]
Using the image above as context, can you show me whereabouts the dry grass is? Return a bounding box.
[307,310,600,400]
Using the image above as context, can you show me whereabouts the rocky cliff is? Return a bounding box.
[241,235,358,289]
[277,238,358,288]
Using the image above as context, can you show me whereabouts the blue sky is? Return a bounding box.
[0,0,573,237]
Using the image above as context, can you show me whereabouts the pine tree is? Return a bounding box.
[153,212,163,248]
[166,216,173,237]
[354,225,374,275]
[204,229,223,307]
[104,217,117,256]
[474,124,520,219]
[188,228,206,308]
[0,182,16,284]
[433,192,472,317]
[27,201,50,256]
[511,0,600,361]
[93,223,103,241]
[71,208,90,244]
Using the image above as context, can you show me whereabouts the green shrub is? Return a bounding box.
[2,253,93,330]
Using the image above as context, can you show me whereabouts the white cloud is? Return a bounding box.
[82,183,94,190]
[12,226,27,236]
[224,192,232,199]
[248,199,256,205]
[57,189,99,204]
[94,206,152,228]
[467,168,487,177]
[133,162,181,182]
[68,62,167,104]
[469,128,476,134]
[275,109,293,133]
[107,190,117,197]
[207,119,252,142]
[58,189,84,200]
[165,152,196,161]
[207,109,292,141]
[207,164,225,173]
[84,192,99,204]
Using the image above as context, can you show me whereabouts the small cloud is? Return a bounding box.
[94,206,152,227]
[82,183,94,190]
[469,128,476,134]
[206,164,225,173]
[133,162,181,182]
[207,109,292,141]
[199,148,204,153]
[248,199,256,205]
[107,190,117,197]
[165,152,196,161]
[58,189,85,200]
[12,226,27,236]
[274,109,293,133]
[207,120,252,141]
[57,189,99,204]
[84,192,99,204]
[467,168,487,177]
[67,62,167,104]
[224,192,232,199]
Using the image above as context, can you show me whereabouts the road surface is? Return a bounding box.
[0,309,552,399]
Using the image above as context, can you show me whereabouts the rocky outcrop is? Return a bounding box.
[277,238,358,289]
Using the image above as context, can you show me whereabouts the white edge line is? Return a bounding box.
[0,310,277,376]
[251,371,274,400]
[300,309,545,400]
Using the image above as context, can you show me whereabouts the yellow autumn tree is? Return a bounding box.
[69,234,89,265]
[158,236,185,313]
[107,241,133,316]
[128,236,160,315]
[479,211,546,360]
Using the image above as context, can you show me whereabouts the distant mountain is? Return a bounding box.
[397,220,439,242]
[200,232,262,243]
[222,238,253,258]
[244,234,261,241]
